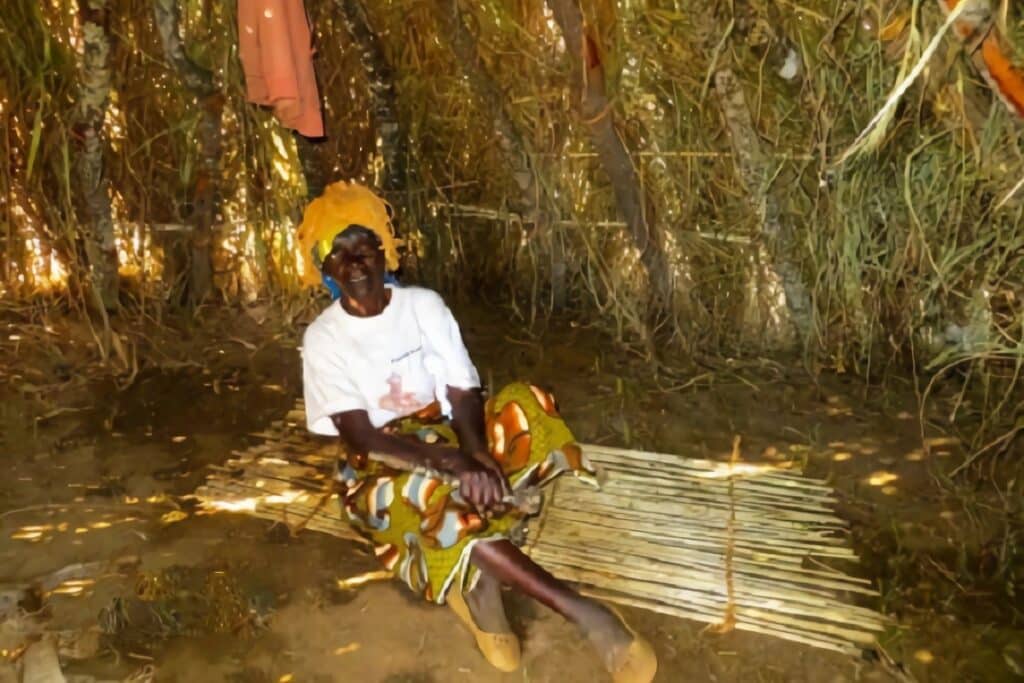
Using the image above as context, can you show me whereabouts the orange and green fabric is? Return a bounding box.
[335,382,598,604]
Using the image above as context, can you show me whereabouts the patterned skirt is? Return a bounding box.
[335,382,598,604]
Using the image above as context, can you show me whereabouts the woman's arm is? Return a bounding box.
[330,407,507,510]
[330,409,458,471]
[448,385,510,504]
[447,386,489,457]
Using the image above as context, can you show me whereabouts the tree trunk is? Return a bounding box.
[435,0,567,306]
[546,0,674,318]
[714,67,811,347]
[2,105,14,289]
[74,0,119,311]
[153,0,222,306]
[335,0,406,201]
[294,132,328,201]
[434,1,548,225]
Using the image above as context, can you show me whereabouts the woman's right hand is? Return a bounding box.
[437,449,507,513]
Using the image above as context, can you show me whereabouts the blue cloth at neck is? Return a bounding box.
[321,272,399,300]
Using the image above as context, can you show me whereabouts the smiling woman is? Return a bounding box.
[321,227,390,315]
[295,181,657,682]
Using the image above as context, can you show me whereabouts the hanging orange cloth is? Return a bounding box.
[939,0,1024,119]
[238,0,325,137]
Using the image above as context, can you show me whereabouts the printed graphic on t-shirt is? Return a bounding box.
[391,346,422,363]
[378,373,430,413]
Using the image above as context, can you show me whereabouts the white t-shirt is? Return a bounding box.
[301,285,481,435]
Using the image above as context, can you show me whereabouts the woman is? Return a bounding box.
[298,182,657,682]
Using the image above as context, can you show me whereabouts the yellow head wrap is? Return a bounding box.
[296,181,402,287]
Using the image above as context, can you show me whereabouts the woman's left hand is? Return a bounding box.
[444,450,509,513]
[445,386,511,512]
[469,450,509,493]
[469,452,512,515]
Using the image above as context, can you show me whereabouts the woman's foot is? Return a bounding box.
[576,601,634,659]
[577,602,657,683]
[466,541,655,681]
[447,571,520,672]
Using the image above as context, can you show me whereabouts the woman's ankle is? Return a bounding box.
[465,575,511,633]
[576,601,633,650]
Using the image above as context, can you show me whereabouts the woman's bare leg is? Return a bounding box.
[468,540,633,658]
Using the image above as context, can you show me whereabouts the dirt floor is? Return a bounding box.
[1,297,1021,682]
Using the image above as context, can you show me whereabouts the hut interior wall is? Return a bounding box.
[1,0,1022,444]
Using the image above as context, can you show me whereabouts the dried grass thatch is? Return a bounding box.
[1,0,1022,453]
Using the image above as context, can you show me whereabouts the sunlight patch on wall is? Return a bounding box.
[24,234,68,291]
[336,570,392,590]
[866,471,898,487]
[270,129,296,182]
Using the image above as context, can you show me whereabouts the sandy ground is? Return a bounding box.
[1,301,1021,682]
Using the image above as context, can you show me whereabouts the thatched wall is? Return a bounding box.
[1,1,1022,438]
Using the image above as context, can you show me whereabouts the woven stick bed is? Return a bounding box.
[195,402,884,655]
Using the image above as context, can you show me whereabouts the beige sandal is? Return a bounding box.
[605,606,658,683]
[446,582,521,672]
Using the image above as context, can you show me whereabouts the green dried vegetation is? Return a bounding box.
[0,0,1021,457]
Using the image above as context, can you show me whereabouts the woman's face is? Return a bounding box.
[323,227,387,309]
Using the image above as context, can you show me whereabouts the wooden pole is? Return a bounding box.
[74,0,119,311]
[335,0,406,202]
[545,0,675,322]
[714,66,811,346]
[152,0,222,307]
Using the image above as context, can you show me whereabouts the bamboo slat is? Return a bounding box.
[194,403,885,655]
